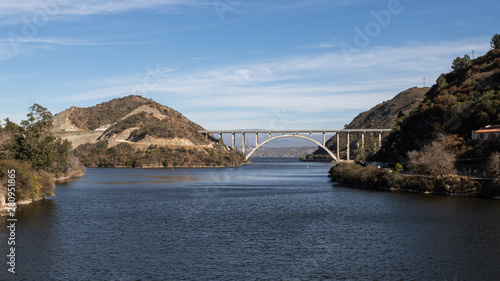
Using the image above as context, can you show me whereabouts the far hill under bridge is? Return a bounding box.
[199,129,392,161]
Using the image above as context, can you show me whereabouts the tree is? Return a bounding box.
[488,152,500,187]
[436,75,448,90]
[10,104,71,175]
[0,160,54,201]
[451,54,472,71]
[491,34,500,50]
[407,140,456,178]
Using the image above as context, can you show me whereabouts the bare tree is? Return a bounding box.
[407,140,457,177]
[488,152,500,186]
[0,132,12,158]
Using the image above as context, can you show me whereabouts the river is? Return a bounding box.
[1,158,500,280]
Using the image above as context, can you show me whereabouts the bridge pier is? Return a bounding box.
[255,133,259,146]
[336,132,340,160]
[242,133,246,154]
[232,132,235,149]
[346,132,350,161]
[361,132,365,160]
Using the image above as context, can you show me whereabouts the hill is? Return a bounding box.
[308,87,429,160]
[375,49,500,164]
[53,95,246,168]
[347,87,430,129]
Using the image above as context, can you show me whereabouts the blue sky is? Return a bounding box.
[0,0,498,131]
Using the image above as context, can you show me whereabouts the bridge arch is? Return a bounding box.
[245,134,337,161]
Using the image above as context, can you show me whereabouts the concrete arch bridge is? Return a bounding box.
[199,129,392,162]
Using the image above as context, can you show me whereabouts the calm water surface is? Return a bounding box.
[1,158,500,280]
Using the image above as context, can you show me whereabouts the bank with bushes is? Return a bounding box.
[0,105,86,212]
[328,162,499,197]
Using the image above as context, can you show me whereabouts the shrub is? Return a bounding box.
[489,152,500,187]
[451,54,472,71]
[0,160,54,201]
[329,162,389,188]
[407,140,457,177]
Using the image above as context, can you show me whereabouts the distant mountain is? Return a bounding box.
[375,49,500,163]
[309,87,429,159]
[53,95,246,168]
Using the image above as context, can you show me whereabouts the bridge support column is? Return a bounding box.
[219,132,222,143]
[346,133,350,161]
[242,133,246,154]
[336,132,340,161]
[255,133,258,146]
[232,132,235,149]
[322,132,326,146]
[378,132,382,147]
[361,132,365,160]
[268,132,271,139]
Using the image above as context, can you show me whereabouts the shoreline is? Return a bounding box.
[0,197,44,216]
[329,163,499,198]
[81,162,250,169]
[332,181,494,198]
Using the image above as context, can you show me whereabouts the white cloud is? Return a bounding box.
[51,36,492,129]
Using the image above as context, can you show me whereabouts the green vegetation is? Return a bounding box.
[329,162,389,189]
[73,141,246,168]
[329,161,479,196]
[451,54,472,71]
[0,160,55,201]
[0,105,85,202]
[491,34,500,50]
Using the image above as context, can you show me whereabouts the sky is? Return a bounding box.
[0,0,498,131]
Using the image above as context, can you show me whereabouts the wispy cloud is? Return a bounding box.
[0,37,120,46]
[46,36,490,129]
[243,0,366,13]
[0,0,210,17]
[0,36,132,61]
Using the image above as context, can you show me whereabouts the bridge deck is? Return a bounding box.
[199,129,392,134]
